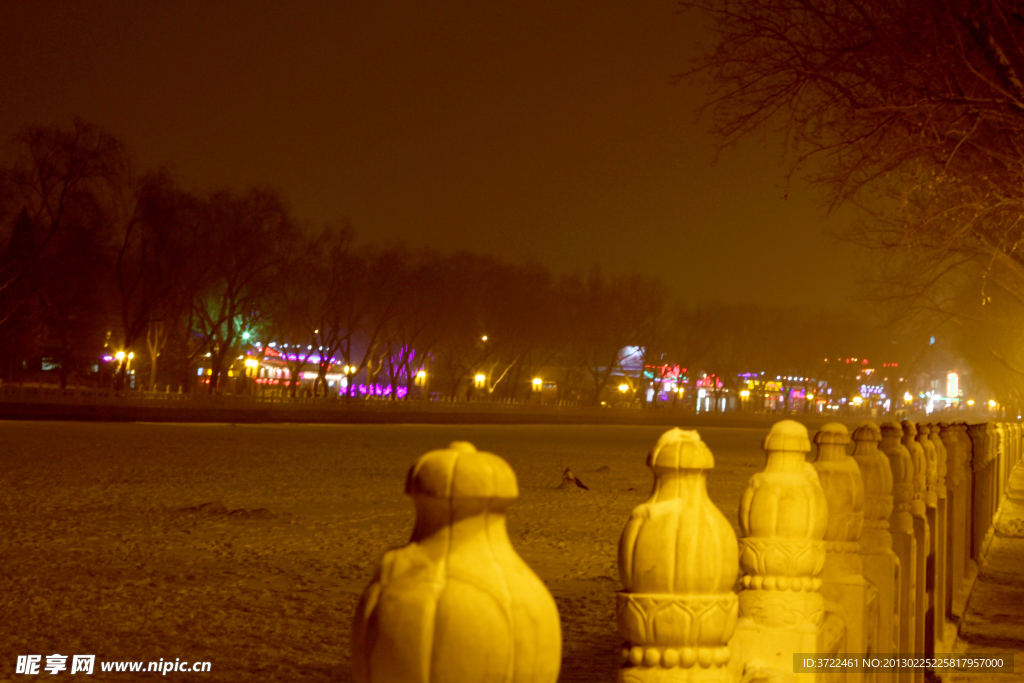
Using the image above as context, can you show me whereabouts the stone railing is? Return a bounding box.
[349,419,1020,682]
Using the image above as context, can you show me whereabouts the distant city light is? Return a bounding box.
[618,384,629,392]
[947,371,959,398]
[532,378,542,389]
[115,351,125,361]
[904,392,913,402]
[989,399,997,408]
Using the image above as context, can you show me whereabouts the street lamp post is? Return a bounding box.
[114,351,134,391]
[415,369,428,400]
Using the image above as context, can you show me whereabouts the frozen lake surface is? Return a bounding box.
[0,421,775,682]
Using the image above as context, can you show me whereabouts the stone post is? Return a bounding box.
[617,428,739,683]
[957,423,975,587]
[1009,423,1020,487]
[1011,423,1019,479]
[967,423,989,566]
[995,423,1007,509]
[852,421,896,683]
[915,424,938,659]
[988,423,999,516]
[985,423,998,548]
[901,420,928,680]
[926,424,948,650]
[730,420,840,681]
[813,423,871,683]
[880,422,915,683]
[938,424,965,622]
[351,441,561,683]
[1013,423,1022,474]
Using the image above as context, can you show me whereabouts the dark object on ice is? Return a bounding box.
[559,468,590,491]
[178,501,275,519]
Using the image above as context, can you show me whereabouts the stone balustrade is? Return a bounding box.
[350,420,1021,682]
[351,441,561,683]
[729,420,838,682]
[617,428,739,682]
[851,421,895,683]
[813,422,872,683]
[880,421,916,683]
[925,424,948,651]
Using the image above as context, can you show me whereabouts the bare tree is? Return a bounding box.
[111,169,196,389]
[332,245,406,398]
[0,121,124,386]
[1,120,121,310]
[688,0,1024,317]
[192,188,298,393]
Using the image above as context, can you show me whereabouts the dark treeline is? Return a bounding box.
[0,120,897,406]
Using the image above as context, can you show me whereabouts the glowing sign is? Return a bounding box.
[618,346,644,374]
[947,372,959,398]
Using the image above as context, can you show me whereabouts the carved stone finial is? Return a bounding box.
[901,420,927,517]
[967,423,989,469]
[813,423,864,550]
[352,442,561,683]
[880,422,914,535]
[916,424,938,507]
[738,420,827,628]
[851,421,897,659]
[930,424,948,499]
[617,428,739,681]
[954,423,972,484]
[939,424,963,486]
[851,421,893,553]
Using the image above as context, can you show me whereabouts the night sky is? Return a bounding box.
[1,1,865,308]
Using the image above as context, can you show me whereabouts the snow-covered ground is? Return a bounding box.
[0,421,771,682]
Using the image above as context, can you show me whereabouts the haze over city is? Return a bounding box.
[0,0,864,309]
